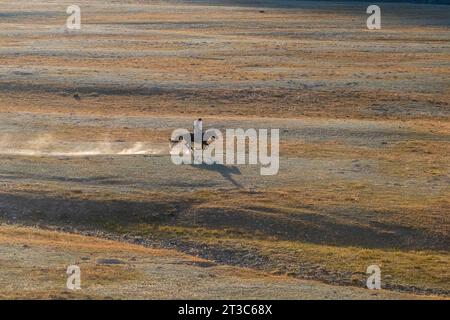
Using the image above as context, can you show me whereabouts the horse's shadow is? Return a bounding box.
[190,163,242,188]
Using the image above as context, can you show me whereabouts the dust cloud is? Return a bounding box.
[0,134,164,156]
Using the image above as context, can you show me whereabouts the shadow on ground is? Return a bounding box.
[0,192,447,251]
[190,164,243,188]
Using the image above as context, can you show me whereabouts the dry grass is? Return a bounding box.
[107,223,449,294]
[2,224,431,299]
[0,0,448,299]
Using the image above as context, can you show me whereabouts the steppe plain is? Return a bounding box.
[0,0,449,298]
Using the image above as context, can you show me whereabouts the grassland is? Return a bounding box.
[0,0,448,299]
[2,224,432,299]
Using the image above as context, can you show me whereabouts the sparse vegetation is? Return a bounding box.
[0,0,448,299]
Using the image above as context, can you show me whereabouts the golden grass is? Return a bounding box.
[108,223,450,293]
[0,224,183,258]
[0,0,448,299]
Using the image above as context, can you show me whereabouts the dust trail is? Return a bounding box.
[0,135,165,156]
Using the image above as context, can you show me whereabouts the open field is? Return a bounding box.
[2,224,432,299]
[0,0,449,299]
